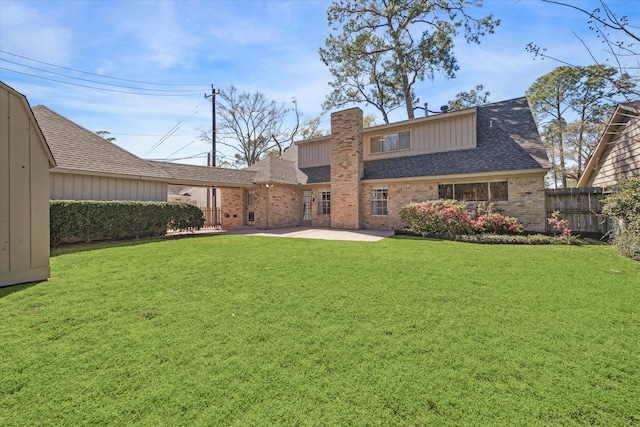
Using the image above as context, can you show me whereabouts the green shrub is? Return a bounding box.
[395,229,581,245]
[50,201,204,245]
[602,177,640,260]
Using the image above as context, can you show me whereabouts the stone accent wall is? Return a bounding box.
[255,185,302,229]
[220,187,244,228]
[330,108,364,229]
[506,174,547,232]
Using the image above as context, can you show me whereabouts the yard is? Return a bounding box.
[1,235,639,426]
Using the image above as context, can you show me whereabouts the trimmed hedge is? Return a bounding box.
[50,200,204,245]
[395,228,581,245]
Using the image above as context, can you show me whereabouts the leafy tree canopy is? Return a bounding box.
[319,0,499,123]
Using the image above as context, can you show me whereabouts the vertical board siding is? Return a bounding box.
[545,188,612,235]
[298,139,331,167]
[592,118,640,187]
[1,84,52,286]
[50,173,167,201]
[9,95,31,271]
[0,90,11,274]
[363,113,476,161]
[30,125,50,269]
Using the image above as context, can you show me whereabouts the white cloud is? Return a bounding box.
[0,2,73,64]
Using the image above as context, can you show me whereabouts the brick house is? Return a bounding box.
[223,97,551,232]
[31,96,550,233]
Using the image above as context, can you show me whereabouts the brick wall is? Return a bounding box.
[255,185,302,229]
[359,175,547,232]
[220,187,244,228]
[361,181,438,229]
[310,188,332,228]
[506,174,547,232]
[330,108,363,229]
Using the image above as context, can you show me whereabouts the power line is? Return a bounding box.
[144,102,203,155]
[0,49,208,87]
[0,66,202,96]
[0,57,203,93]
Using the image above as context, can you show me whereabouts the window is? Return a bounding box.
[370,131,410,153]
[318,191,331,215]
[371,188,388,216]
[437,182,508,202]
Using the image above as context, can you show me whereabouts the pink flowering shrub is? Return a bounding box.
[399,200,523,235]
[547,210,573,243]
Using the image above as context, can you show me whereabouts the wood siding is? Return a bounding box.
[591,116,640,188]
[364,112,476,161]
[297,138,331,168]
[50,172,167,201]
[1,84,53,287]
[297,110,476,167]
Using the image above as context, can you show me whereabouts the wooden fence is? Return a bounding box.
[199,206,222,228]
[545,188,612,236]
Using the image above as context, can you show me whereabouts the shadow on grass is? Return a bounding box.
[50,233,222,257]
[0,281,43,299]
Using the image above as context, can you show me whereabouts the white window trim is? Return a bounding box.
[370,188,388,216]
[318,190,331,216]
[370,130,411,154]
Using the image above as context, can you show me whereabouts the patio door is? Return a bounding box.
[246,190,255,226]
[302,190,312,225]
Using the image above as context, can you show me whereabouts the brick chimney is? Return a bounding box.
[330,107,363,229]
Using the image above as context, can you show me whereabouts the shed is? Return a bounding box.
[1,82,56,287]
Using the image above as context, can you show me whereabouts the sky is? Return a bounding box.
[1,0,637,166]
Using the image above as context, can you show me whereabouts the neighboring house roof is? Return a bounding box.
[33,105,169,180]
[364,97,550,181]
[577,102,640,188]
[1,82,56,167]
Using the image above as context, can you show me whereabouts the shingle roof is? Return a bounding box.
[299,166,331,184]
[148,161,257,186]
[246,156,305,184]
[33,105,169,179]
[364,97,550,180]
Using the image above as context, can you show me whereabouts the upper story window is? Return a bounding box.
[370,131,410,154]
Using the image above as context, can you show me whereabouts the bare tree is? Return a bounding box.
[199,86,301,166]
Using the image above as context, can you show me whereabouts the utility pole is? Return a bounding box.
[204,85,221,226]
[204,85,220,167]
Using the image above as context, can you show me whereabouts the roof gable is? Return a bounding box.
[577,102,640,187]
[1,82,55,167]
[32,105,169,179]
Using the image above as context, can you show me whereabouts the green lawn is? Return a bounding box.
[1,235,639,426]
